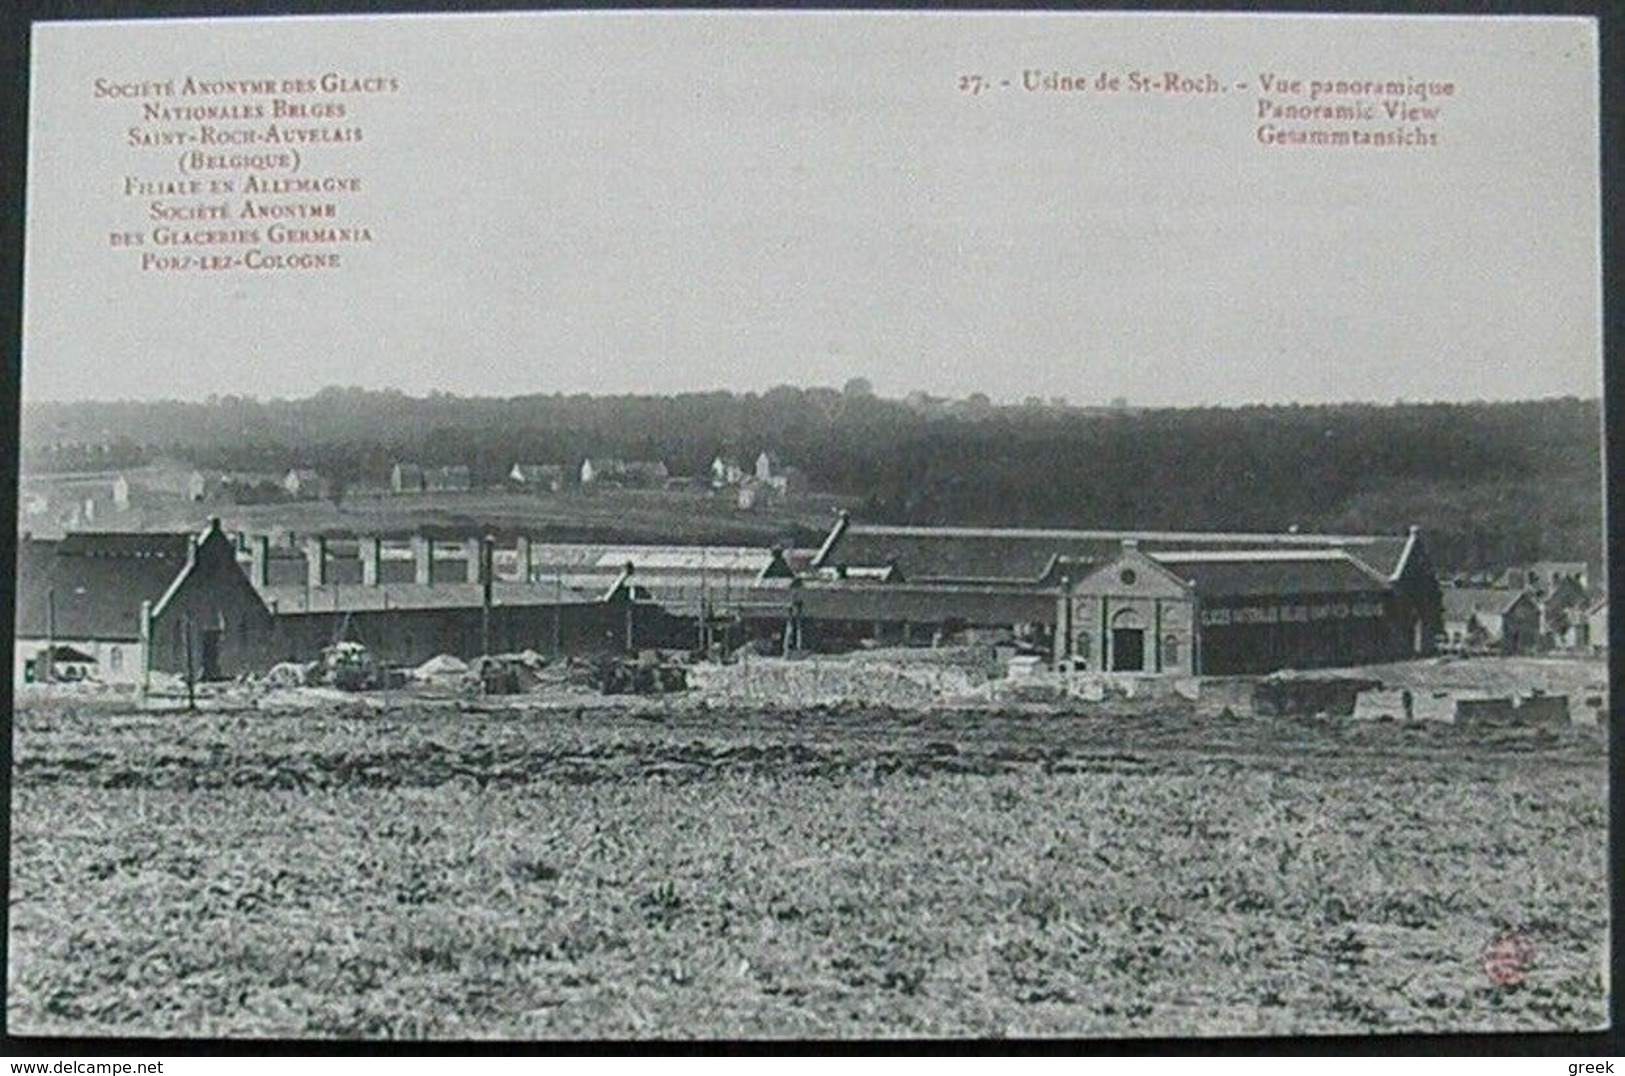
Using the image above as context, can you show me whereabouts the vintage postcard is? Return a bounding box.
[8,8,1608,1044]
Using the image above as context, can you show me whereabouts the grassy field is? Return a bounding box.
[8,692,1609,1040]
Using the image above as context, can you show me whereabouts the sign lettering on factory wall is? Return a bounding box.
[1200,601,1384,627]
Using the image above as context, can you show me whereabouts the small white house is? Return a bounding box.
[710,456,746,488]
[1440,587,1541,654]
[581,458,621,485]
[283,468,330,500]
[509,463,565,491]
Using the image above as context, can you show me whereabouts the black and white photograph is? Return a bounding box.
[5,7,1612,1044]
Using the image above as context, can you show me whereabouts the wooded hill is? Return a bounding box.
[19,389,1605,576]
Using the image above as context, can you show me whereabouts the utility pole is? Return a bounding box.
[139,599,152,702]
[552,572,563,657]
[182,613,197,712]
[1191,585,1202,678]
[698,547,709,656]
[44,586,56,685]
[622,560,636,655]
[1063,575,1075,672]
[480,533,494,659]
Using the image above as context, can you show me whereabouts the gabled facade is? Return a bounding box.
[580,457,621,485]
[14,519,274,685]
[1440,587,1541,654]
[1538,574,1592,648]
[796,514,1442,673]
[711,456,746,488]
[1055,545,1196,674]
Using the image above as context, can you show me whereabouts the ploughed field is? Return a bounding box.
[10,699,1609,1039]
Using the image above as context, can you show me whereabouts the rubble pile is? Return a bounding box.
[982,672,1205,709]
[461,652,558,695]
[413,654,469,683]
[262,662,317,689]
[1253,675,1384,718]
[588,654,689,695]
[688,656,980,707]
[1193,678,1256,718]
[1454,691,1571,726]
[847,645,1004,677]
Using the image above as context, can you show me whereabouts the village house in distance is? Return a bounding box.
[1440,559,1600,654]
[508,463,566,492]
[391,463,472,494]
[372,449,811,509]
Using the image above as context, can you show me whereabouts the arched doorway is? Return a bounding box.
[1109,608,1146,672]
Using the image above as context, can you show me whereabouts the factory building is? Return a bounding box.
[14,519,275,685]
[258,584,673,669]
[16,527,702,683]
[243,535,759,665]
[241,536,795,615]
[787,514,1443,674]
[16,517,1444,683]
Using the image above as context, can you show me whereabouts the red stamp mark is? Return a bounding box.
[1482,932,1536,987]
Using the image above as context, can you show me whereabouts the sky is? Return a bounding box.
[22,11,1601,406]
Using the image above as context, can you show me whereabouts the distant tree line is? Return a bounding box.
[19,387,1604,574]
